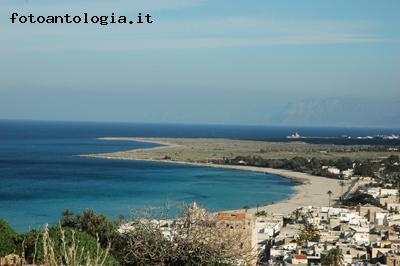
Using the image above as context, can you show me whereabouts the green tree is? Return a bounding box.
[335,157,353,171]
[0,219,18,257]
[339,181,345,203]
[266,159,286,169]
[342,193,379,207]
[385,155,400,165]
[327,190,333,208]
[75,209,118,248]
[310,157,322,170]
[322,247,344,266]
[61,209,76,227]
[292,209,301,222]
[354,162,378,177]
[296,223,320,247]
[285,157,308,171]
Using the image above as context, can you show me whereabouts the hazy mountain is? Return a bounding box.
[275,97,400,128]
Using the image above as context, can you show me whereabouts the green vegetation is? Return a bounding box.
[93,138,399,165]
[353,161,380,177]
[221,154,400,180]
[342,193,381,207]
[60,209,128,264]
[61,209,121,248]
[335,157,353,171]
[220,155,347,177]
[20,226,118,265]
[0,219,18,257]
[322,247,344,266]
[296,223,320,247]
[0,210,119,265]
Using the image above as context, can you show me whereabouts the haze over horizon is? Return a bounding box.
[1,0,399,127]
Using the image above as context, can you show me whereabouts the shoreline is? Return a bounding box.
[83,137,347,215]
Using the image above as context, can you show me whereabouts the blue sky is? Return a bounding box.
[0,0,399,127]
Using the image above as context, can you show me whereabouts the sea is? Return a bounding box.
[0,120,399,232]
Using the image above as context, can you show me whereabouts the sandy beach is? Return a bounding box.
[84,137,349,215]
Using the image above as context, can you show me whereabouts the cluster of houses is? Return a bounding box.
[253,183,400,265]
[259,204,399,265]
[363,187,400,212]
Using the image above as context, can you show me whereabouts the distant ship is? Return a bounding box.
[286,132,305,139]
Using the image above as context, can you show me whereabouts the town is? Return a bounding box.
[112,154,400,265]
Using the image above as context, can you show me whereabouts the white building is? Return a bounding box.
[353,232,370,245]
[375,212,389,226]
[322,166,341,175]
[256,216,283,240]
[342,169,354,178]
[365,187,381,198]
[381,189,398,197]
[365,188,398,199]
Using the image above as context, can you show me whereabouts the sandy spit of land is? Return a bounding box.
[82,137,349,215]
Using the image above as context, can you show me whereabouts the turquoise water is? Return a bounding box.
[0,120,298,232]
[2,120,398,232]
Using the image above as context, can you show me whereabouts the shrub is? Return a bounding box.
[0,219,18,257]
[20,225,119,265]
[113,204,255,265]
[61,209,119,248]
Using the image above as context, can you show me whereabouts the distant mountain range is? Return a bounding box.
[275,97,400,127]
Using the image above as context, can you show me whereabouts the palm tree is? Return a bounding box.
[322,247,344,266]
[339,181,345,203]
[292,209,301,222]
[327,190,333,208]
[61,209,75,227]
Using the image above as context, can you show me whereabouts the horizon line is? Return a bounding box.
[1,118,400,131]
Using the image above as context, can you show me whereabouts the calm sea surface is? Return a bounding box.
[0,120,398,232]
